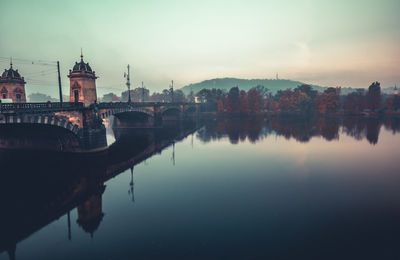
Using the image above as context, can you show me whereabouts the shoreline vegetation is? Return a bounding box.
[29,81,400,118]
[194,82,400,118]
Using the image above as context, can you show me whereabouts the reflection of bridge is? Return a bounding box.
[0,122,199,260]
[0,101,200,147]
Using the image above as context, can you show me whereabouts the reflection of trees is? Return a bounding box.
[342,117,367,141]
[383,117,400,134]
[269,117,315,143]
[315,117,339,141]
[366,119,381,145]
[196,117,400,145]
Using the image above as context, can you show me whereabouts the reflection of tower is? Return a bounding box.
[76,184,105,237]
[128,167,135,202]
[0,59,27,103]
[68,51,98,105]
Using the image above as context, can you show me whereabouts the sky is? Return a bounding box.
[1,0,399,98]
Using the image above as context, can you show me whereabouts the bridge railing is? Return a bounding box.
[98,101,195,109]
[0,102,84,112]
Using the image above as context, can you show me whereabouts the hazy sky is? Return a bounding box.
[1,0,399,97]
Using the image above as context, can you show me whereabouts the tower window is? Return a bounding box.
[74,90,79,102]
[16,94,21,102]
[2,94,6,99]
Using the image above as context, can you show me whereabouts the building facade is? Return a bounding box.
[68,54,98,105]
[0,62,27,103]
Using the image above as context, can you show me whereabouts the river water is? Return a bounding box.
[1,117,400,260]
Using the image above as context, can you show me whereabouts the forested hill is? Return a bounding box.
[180,78,327,94]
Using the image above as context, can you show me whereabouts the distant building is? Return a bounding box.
[0,61,27,103]
[68,53,98,105]
[394,85,398,95]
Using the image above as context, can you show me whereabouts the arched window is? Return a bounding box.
[16,94,21,102]
[74,90,79,103]
[2,93,6,99]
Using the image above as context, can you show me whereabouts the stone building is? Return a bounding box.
[68,54,98,105]
[0,61,27,103]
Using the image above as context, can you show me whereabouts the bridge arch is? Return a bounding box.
[100,107,154,119]
[0,114,81,136]
[161,106,181,116]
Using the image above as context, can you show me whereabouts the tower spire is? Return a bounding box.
[80,48,83,61]
[10,57,13,68]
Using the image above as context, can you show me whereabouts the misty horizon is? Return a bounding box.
[1,0,399,98]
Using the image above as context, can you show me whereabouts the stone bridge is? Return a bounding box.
[0,101,201,146]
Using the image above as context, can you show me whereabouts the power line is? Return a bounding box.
[0,56,57,66]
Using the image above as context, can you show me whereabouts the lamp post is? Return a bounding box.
[125,65,131,103]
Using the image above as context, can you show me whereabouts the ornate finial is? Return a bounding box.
[80,48,83,61]
[10,57,12,68]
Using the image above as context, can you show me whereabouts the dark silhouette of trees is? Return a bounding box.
[173,90,186,102]
[344,90,366,114]
[367,82,381,111]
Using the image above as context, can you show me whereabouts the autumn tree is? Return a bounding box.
[344,91,366,114]
[217,99,224,113]
[239,90,249,115]
[315,87,341,114]
[247,88,263,114]
[278,89,297,113]
[385,95,400,111]
[226,87,240,114]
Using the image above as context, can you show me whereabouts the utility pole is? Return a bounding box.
[57,61,63,104]
[170,80,174,103]
[125,65,131,103]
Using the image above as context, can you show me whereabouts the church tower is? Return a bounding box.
[68,53,98,105]
[0,61,27,103]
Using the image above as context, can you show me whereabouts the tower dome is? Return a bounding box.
[68,53,98,104]
[0,61,27,103]
[69,54,96,76]
[0,62,25,84]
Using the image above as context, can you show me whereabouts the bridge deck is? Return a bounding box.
[0,101,197,114]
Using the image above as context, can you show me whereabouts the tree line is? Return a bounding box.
[197,82,400,115]
[98,81,400,115]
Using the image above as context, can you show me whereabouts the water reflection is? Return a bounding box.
[0,121,198,260]
[197,116,400,145]
[0,116,399,260]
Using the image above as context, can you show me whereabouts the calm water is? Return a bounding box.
[1,117,400,260]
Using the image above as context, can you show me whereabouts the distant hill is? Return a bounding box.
[180,78,328,94]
